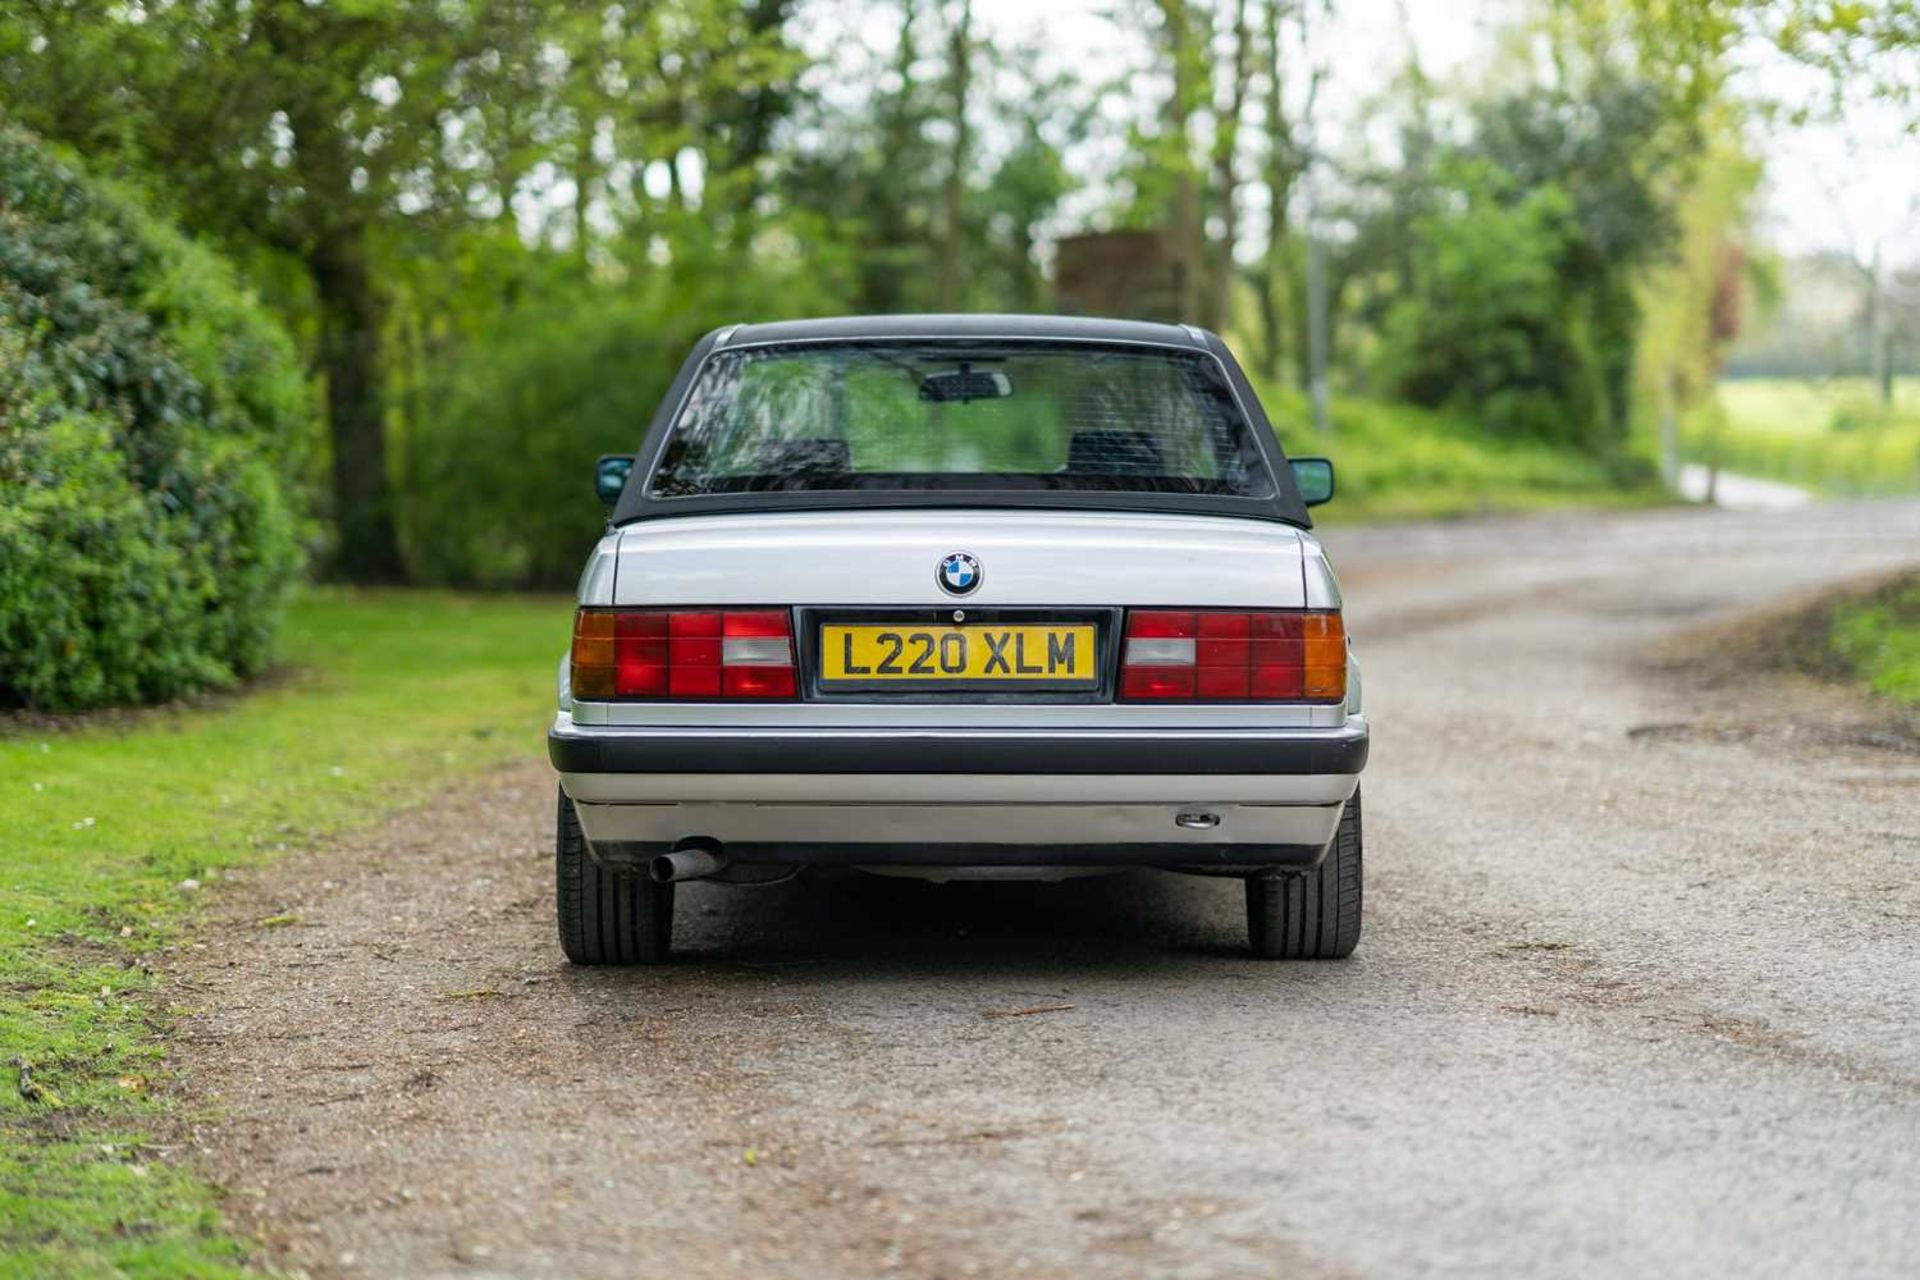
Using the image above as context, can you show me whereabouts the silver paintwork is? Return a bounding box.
[568,700,1348,729]
[604,509,1310,608]
[556,765,1361,805]
[569,507,1350,729]
[557,507,1365,875]
[568,796,1345,849]
[1300,531,1343,609]
[576,533,619,604]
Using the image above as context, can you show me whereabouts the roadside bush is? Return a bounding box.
[1831,575,1920,705]
[1255,377,1659,520]
[1371,168,1611,446]
[0,129,311,710]
[1680,418,1920,496]
[400,291,691,589]
[401,243,854,589]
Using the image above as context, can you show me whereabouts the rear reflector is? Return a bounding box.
[572,608,796,700]
[1121,609,1346,702]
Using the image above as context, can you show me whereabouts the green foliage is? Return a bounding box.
[1683,377,1920,494]
[1371,162,1605,441]
[1831,574,1920,704]
[400,242,856,588]
[0,129,310,710]
[401,293,687,588]
[1633,123,1763,453]
[1254,376,1661,521]
[1362,74,1686,456]
[0,588,563,1275]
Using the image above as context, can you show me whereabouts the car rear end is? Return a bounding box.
[552,507,1363,862]
[548,318,1367,962]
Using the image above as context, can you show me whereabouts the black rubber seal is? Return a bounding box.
[590,839,1329,870]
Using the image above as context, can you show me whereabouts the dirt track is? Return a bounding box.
[170,502,1920,1279]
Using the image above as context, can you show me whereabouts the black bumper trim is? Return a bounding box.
[548,724,1367,776]
[594,839,1328,870]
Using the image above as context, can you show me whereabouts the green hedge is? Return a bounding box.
[399,249,853,589]
[0,129,311,710]
[401,292,690,589]
[1251,377,1658,521]
[1679,420,1920,497]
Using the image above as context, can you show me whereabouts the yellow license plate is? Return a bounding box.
[820,623,1098,684]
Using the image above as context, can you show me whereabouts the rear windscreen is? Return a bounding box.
[647,341,1277,499]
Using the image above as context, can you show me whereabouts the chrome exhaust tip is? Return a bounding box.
[650,837,728,883]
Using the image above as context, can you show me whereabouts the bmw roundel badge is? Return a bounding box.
[937,551,982,596]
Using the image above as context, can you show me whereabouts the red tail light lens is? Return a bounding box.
[572,608,795,700]
[1121,609,1345,702]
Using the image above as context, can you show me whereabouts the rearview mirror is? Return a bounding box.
[1291,456,1335,507]
[595,454,635,506]
[920,365,1013,403]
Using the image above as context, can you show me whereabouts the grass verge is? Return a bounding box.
[1656,568,1920,721]
[1683,377,1920,496]
[1831,573,1920,704]
[1253,380,1668,522]
[0,589,564,1277]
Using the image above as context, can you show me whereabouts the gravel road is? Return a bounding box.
[171,502,1920,1279]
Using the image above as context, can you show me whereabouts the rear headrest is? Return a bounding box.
[1066,429,1166,475]
[758,437,851,474]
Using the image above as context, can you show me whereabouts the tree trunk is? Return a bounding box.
[1158,0,1206,324]
[938,0,972,311]
[723,0,796,250]
[1259,0,1297,381]
[1205,0,1252,332]
[1658,369,1680,488]
[573,109,596,277]
[864,0,920,314]
[1868,246,1893,408]
[311,224,404,583]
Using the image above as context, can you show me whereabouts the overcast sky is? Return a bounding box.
[953,0,1920,265]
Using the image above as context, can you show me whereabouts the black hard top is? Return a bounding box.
[717,313,1208,349]
[609,315,1313,528]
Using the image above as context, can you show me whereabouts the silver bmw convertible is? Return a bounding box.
[549,315,1367,963]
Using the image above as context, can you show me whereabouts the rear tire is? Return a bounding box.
[1246,787,1362,959]
[556,786,673,965]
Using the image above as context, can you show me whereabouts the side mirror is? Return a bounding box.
[1290,456,1335,507]
[595,454,635,507]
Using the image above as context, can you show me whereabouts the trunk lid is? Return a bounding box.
[610,509,1308,608]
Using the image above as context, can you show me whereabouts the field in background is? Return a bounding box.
[1254,380,1664,522]
[1683,377,1920,496]
[0,591,563,1277]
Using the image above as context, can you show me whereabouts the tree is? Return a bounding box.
[979,46,1085,311]
[939,0,975,310]
[1633,122,1763,480]
[3,1,540,578]
[1154,0,1211,321]
[1250,0,1317,383]
[1372,161,1601,441]
[2,0,805,581]
[1366,69,1688,452]
[1466,74,1688,445]
[1205,0,1255,331]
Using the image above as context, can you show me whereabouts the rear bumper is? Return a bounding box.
[551,716,1366,871]
[547,717,1369,776]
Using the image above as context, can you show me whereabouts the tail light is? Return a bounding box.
[1120,609,1346,702]
[571,608,796,700]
